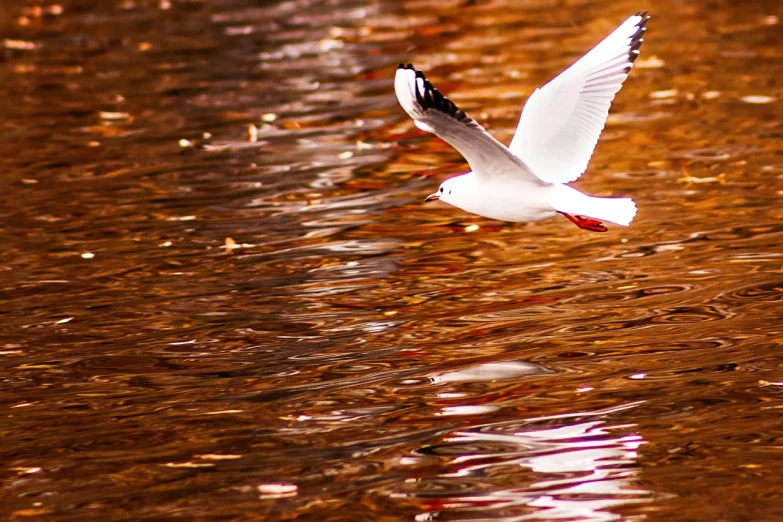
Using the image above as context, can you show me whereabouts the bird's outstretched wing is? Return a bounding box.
[395,64,540,182]
[508,12,650,184]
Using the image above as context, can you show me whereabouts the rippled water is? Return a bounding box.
[1,0,782,520]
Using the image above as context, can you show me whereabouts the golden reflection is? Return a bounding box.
[1,0,782,520]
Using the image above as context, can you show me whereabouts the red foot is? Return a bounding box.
[559,212,608,232]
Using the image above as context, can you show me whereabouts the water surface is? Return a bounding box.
[1,0,782,520]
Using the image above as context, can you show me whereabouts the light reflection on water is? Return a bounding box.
[1,0,782,520]
[397,403,649,521]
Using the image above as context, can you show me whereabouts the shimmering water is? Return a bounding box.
[1,1,782,520]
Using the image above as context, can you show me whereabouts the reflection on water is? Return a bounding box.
[1,0,783,520]
[431,361,553,384]
[397,403,649,521]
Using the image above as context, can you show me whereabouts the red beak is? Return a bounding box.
[425,193,440,202]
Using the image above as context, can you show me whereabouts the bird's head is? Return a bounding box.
[425,180,451,203]
[425,174,472,206]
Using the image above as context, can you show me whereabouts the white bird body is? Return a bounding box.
[437,173,555,223]
[394,12,650,232]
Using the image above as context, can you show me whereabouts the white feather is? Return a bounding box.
[393,65,542,184]
[549,185,637,226]
[508,13,649,183]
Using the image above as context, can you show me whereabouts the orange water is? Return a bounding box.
[1,1,781,520]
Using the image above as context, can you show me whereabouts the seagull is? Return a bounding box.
[395,12,649,232]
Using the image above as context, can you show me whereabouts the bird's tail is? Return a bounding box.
[550,185,637,226]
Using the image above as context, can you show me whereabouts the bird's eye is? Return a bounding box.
[440,187,444,193]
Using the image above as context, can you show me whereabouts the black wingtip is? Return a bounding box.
[403,65,474,125]
[627,12,650,65]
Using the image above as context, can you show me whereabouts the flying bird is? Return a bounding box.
[395,12,649,232]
